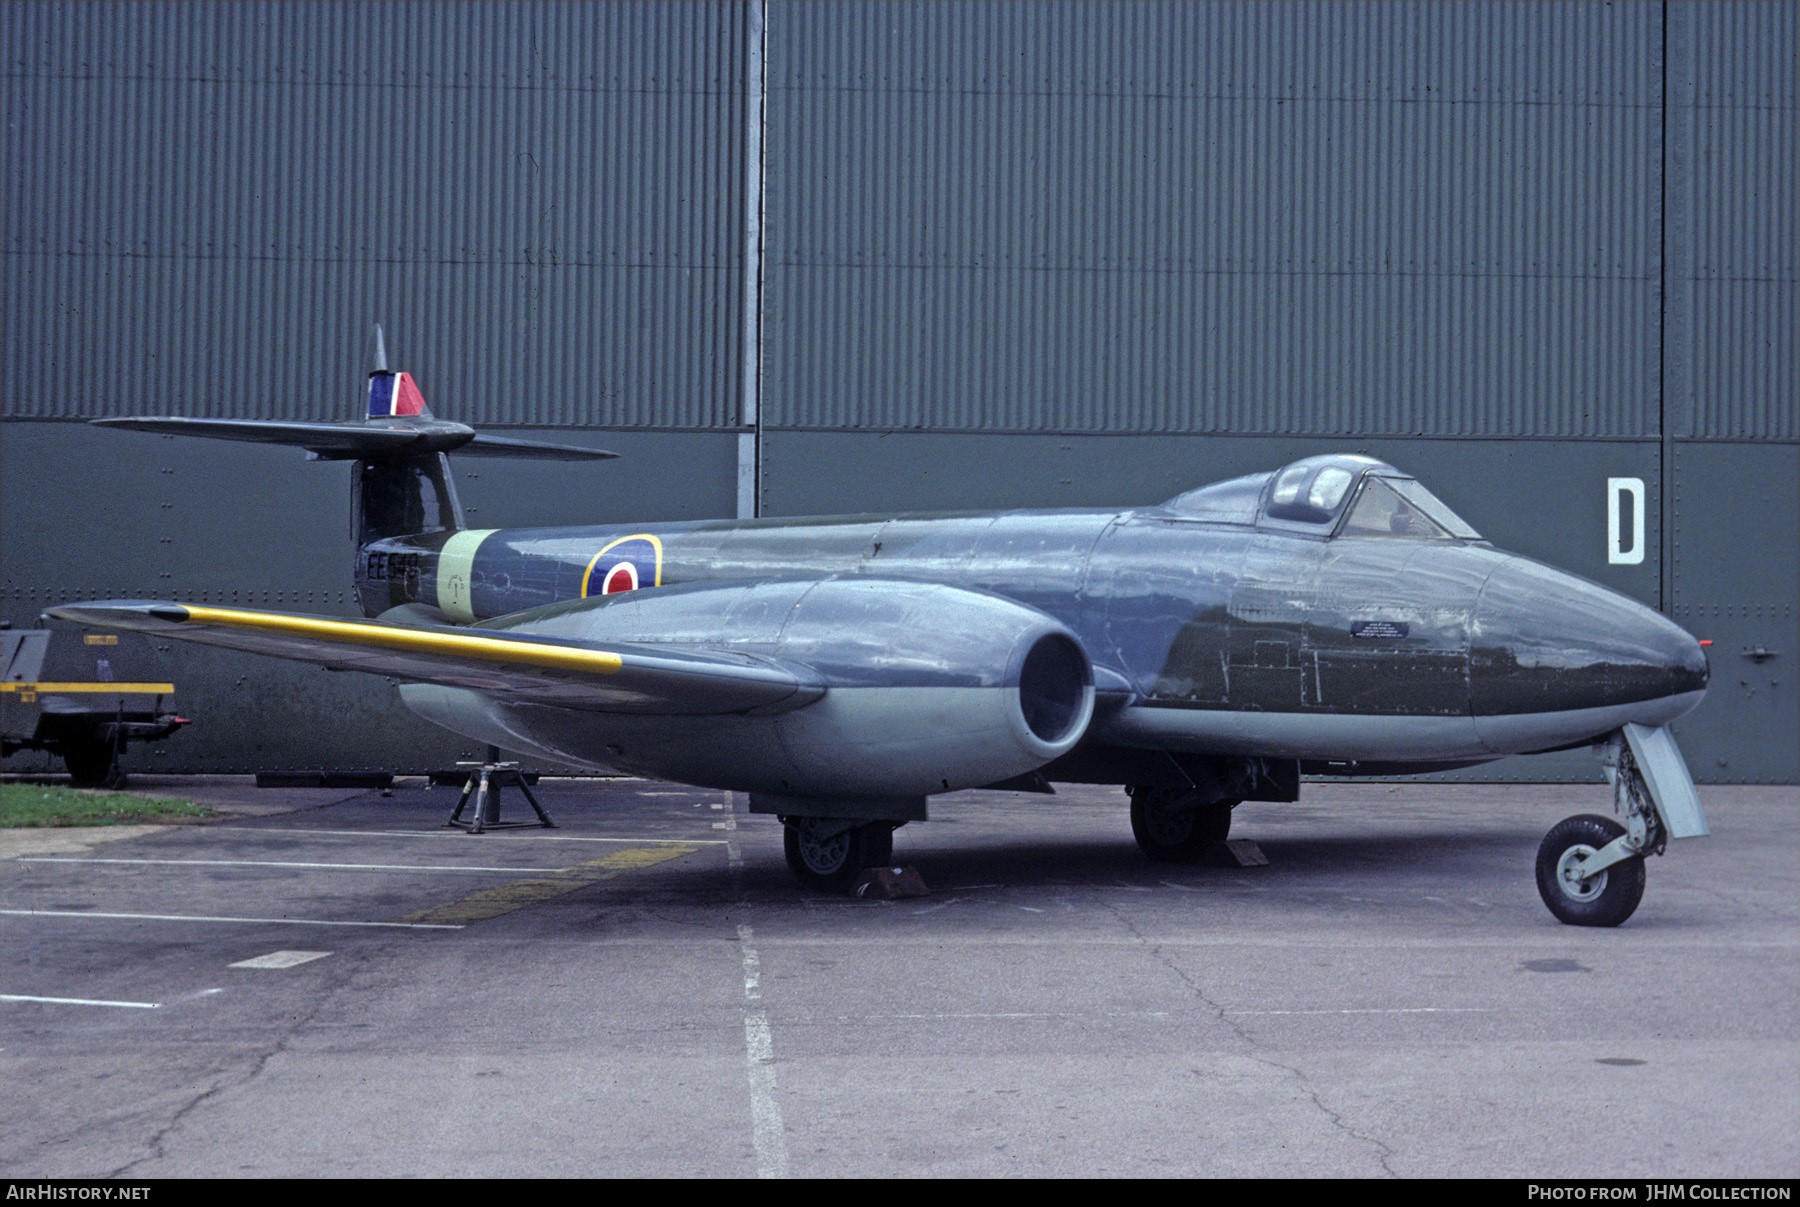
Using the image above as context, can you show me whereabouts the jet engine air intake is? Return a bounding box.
[1017,631,1090,747]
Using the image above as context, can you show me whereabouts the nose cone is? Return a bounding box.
[1471,557,1707,745]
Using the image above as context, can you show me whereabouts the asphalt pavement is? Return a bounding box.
[2,775,1794,1178]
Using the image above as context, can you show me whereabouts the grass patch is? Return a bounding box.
[0,783,213,828]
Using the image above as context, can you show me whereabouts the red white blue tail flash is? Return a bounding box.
[367,371,429,418]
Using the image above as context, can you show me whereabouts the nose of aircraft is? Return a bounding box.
[1470,556,1707,752]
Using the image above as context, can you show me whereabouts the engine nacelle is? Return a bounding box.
[400,577,1095,800]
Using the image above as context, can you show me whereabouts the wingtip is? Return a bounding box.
[458,434,622,461]
[46,601,192,628]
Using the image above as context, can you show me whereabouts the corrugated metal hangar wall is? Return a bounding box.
[3,1,1794,782]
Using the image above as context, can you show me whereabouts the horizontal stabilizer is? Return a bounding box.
[93,417,419,454]
[454,434,621,461]
[91,417,616,461]
[48,601,822,717]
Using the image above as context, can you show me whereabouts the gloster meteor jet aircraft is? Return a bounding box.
[56,356,1711,926]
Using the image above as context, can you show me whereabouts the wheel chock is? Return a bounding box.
[853,866,930,899]
[1200,839,1268,868]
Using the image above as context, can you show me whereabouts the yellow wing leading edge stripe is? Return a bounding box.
[175,605,622,676]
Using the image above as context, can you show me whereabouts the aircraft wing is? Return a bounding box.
[47,602,824,716]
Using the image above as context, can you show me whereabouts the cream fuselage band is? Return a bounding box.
[436,529,497,622]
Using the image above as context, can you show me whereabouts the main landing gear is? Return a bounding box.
[781,816,896,893]
[1126,784,1239,862]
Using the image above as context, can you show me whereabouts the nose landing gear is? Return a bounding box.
[1534,725,1706,927]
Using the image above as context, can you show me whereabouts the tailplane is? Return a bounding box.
[95,326,613,463]
[91,331,617,613]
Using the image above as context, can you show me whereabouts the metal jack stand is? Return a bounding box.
[446,746,556,834]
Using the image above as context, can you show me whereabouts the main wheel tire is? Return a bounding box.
[1535,813,1646,928]
[784,820,884,894]
[64,741,122,789]
[1128,786,1237,863]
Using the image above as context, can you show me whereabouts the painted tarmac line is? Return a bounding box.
[19,857,581,875]
[230,950,332,969]
[723,791,744,869]
[737,924,789,1180]
[1224,1007,1497,1016]
[1,909,462,929]
[812,1011,1172,1022]
[726,934,1796,950]
[750,1007,1496,1024]
[2,994,161,1009]
[235,828,729,846]
[397,844,701,925]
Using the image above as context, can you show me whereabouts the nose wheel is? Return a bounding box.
[1535,813,1646,927]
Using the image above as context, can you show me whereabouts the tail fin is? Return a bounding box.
[356,345,456,543]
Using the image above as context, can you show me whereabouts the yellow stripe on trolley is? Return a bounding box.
[1,683,174,693]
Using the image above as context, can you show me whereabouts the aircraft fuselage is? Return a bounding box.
[359,492,1706,773]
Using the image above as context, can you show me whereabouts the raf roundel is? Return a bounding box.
[601,562,639,595]
[580,533,664,599]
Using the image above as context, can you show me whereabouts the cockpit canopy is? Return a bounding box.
[1263,454,1378,524]
[1159,453,1482,540]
